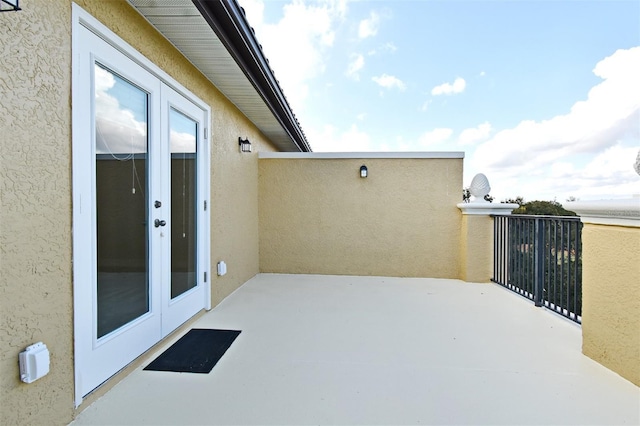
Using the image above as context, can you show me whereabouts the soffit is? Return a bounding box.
[127,0,309,152]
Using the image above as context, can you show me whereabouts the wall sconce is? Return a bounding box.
[238,137,252,153]
[1,0,21,12]
[360,165,368,178]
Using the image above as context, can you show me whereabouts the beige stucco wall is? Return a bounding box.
[0,1,73,425]
[259,157,463,278]
[1,1,276,424]
[1,1,74,424]
[459,215,493,282]
[581,224,640,387]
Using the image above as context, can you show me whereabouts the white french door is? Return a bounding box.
[73,9,210,404]
[161,86,209,333]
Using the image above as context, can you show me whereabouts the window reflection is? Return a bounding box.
[95,63,149,338]
[95,65,147,155]
[170,108,197,299]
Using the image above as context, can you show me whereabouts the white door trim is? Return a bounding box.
[160,84,209,334]
[72,3,211,407]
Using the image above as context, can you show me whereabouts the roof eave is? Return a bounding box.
[191,0,311,152]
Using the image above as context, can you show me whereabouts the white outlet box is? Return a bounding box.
[19,342,50,384]
[217,261,227,276]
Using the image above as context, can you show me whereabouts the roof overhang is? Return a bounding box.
[127,0,310,152]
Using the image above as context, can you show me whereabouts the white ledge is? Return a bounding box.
[259,151,465,159]
[457,202,519,216]
[564,198,640,227]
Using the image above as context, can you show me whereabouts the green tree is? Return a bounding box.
[502,197,576,216]
[515,200,576,216]
[502,196,525,206]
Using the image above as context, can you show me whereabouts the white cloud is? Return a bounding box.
[472,47,640,174]
[549,161,576,179]
[523,144,639,201]
[418,128,453,147]
[582,144,639,180]
[95,66,146,154]
[238,0,347,114]
[466,47,640,201]
[368,42,397,56]
[458,122,492,145]
[170,129,196,154]
[372,73,406,91]
[308,123,374,152]
[358,11,380,39]
[381,42,397,53]
[346,53,365,80]
[431,77,466,96]
[239,0,265,29]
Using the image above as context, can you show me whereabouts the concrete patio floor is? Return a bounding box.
[72,274,640,425]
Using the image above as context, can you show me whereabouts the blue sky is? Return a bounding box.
[239,0,640,202]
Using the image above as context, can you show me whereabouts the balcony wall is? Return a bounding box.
[567,199,640,387]
[258,153,464,278]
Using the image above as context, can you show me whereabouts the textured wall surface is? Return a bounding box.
[581,224,640,387]
[0,1,75,424]
[459,215,493,282]
[1,1,276,424]
[259,157,463,278]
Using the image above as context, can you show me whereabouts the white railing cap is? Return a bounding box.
[457,202,519,216]
[564,198,640,227]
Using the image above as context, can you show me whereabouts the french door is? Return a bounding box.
[73,14,210,403]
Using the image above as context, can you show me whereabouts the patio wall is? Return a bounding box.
[459,215,493,282]
[581,224,639,386]
[566,199,640,387]
[258,153,464,278]
[0,1,276,424]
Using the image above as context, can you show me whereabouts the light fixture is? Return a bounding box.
[360,165,368,178]
[0,0,20,12]
[238,137,252,153]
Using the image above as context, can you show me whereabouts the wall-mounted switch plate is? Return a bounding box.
[19,342,50,384]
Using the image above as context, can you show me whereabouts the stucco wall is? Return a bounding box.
[0,1,74,424]
[581,224,640,386]
[258,156,463,278]
[459,215,493,282]
[1,1,276,424]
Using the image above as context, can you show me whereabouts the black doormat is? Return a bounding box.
[144,328,241,373]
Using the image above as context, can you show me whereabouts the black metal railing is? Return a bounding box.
[492,215,582,323]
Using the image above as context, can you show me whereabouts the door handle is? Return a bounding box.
[154,219,167,228]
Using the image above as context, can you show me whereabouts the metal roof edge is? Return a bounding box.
[192,0,310,152]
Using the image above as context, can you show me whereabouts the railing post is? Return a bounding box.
[457,202,518,282]
[533,217,544,307]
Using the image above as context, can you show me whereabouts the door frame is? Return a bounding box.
[160,84,210,334]
[71,3,211,407]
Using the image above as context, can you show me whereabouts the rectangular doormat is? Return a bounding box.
[144,328,241,373]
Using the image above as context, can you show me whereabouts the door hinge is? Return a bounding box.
[204,128,208,140]
[204,272,207,283]
[204,200,207,211]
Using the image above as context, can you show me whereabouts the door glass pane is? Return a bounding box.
[170,108,197,299]
[95,64,149,338]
